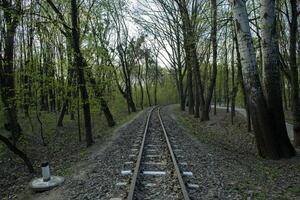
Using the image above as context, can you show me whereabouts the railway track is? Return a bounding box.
[111,107,196,200]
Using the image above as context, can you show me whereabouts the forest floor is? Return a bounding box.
[0,108,140,200]
[214,105,295,140]
[1,105,300,199]
[174,105,300,199]
[18,108,151,200]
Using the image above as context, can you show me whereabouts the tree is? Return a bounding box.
[0,0,22,143]
[134,0,187,111]
[44,0,75,126]
[288,0,300,147]
[230,0,295,159]
[115,38,137,113]
[261,0,295,155]
[201,0,218,121]
[110,3,137,113]
[71,0,94,147]
[0,0,34,173]
[176,0,197,116]
[88,21,116,127]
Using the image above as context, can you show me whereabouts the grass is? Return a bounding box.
[286,186,300,196]
[0,97,141,158]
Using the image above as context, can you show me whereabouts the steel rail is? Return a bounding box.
[158,107,190,200]
[127,106,190,200]
[127,107,156,200]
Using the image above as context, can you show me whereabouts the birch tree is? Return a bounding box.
[289,0,300,147]
[230,0,295,159]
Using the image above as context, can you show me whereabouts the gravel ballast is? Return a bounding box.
[160,105,300,200]
[23,109,150,200]
[19,105,300,200]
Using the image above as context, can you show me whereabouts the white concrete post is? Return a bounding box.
[41,162,51,182]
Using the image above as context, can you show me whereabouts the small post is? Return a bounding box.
[41,162,51,182]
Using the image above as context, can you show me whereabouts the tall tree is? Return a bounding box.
[144,49,152,106]
[261,0,295,155]
[289,0,300,147]
[230,0,295,159]
[201,0,218,121]
[0,0,22,143]
[71,0,94,147]
[0,0,34,173]
[115,39,137,113]
[45,0,75,126]
[176,0,198,116]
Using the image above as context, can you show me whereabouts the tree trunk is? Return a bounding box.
[100,98,115,127]
[71,0,94,147]
[231,35,237,124]
[117,47,137,113]
[224,26,230,112]
[234,28,251,132]
[0,0,22,144]
[289,0,300,147]
[194,62,201,118]
[191,38,204,118]
[177,2,195,115]
[251,0,263,72]
[179,72,185,111]
[0,134,34,173]
[57,36,74,126]
[127,86,137,112]
[145,53,152,107]
[187,67,194,115]
[261,0,295,156]
[22,16,33,117]
[146,85,152,107]
[201,0,218,121]
[85,65,116,127]
[154,55,158,105]
[46,46,56,113]
[176,24,185,111]
[231,0,295,159]
[138,64,144,109]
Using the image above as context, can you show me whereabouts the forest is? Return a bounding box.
[0,0,299,199]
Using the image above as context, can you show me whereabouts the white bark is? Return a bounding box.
[261,0,279,94]
[230,0,296,158]
[230,0,262,100]
[261,0,277,65]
